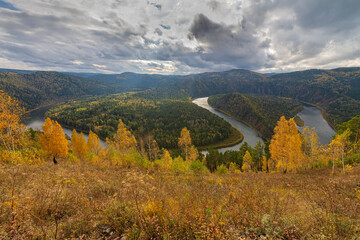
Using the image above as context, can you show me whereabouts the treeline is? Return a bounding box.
[46,93,237,149]
[208,93,303,140]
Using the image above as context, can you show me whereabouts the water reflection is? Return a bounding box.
[296,105,336,145]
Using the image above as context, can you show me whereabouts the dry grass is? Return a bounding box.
[0,162,359,239]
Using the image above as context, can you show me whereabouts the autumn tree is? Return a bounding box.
[140,133,159,161]
[106,119,137,153]
[0,90,26,151]
[39,118,68,158]
[242,150,252,172]
[178,127,192,159]
[155,149,173,170]
[328,129,350,174]
[302,127,320,168]
[71,130,87,160]
[269,116,304,173]
[87,130,102,154]
[187,145,199,162]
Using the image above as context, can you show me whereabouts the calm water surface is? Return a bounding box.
[296,105,336,145]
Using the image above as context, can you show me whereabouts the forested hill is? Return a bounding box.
[143,68,360,126]
[208,93,303,140]
[0,71,115,109]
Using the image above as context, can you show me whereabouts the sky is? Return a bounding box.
[0,0,359,74]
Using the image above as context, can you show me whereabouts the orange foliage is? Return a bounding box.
[269,116,304,173]
[71,130,87,160]
[39,118,68,158]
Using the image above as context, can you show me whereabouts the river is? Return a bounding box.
[193,97,263,153]
[296,105,336,145]
[193,97,336,153]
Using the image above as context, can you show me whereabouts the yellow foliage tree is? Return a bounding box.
[71,130,87,160]
[155,149,173,170]
[328,129,350,174]
[39,118,68,158]
[0,90,26,151]
[178,127,192,159]
[269,116,304,173]
[106,119,137,153]
[87,130,102,154]
[242,150,252,172]
[302,126,320,168]
[186,145,199,162]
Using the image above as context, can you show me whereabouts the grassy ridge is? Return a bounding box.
[1,162,359,239]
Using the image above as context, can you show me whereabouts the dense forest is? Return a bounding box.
[208,93,303,140]
[46,93,240,149]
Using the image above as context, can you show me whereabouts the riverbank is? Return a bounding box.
[197,127,243,150]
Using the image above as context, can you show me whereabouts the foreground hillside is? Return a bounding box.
[208,93,303,140]
[1,162,359,239]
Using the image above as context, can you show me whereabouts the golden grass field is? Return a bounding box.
[1,161,359,239]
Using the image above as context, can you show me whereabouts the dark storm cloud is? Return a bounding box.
[188,13,272,69]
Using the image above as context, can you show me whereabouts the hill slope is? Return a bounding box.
[0,71,115,109]
[208,93,303,140]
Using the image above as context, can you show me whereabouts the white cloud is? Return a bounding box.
[92,64,107,68]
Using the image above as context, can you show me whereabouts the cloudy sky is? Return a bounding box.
[0,0,359,74]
